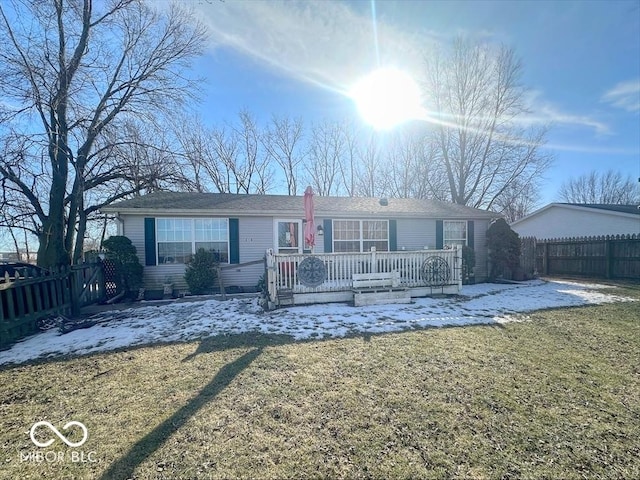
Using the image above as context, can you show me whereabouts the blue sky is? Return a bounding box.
[191,0,640,204]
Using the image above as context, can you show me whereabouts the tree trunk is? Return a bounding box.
[38,146,71,267]
[37,218,70,267]
[73,206,87,265]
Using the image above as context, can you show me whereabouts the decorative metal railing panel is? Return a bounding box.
[265,247,461,303]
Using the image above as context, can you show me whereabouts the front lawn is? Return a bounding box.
[1,282,638,479]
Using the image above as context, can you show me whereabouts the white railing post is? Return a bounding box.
[265,249,278,309]
[456,245,462,292]
[370,246,377,273]
[267,248,465,301]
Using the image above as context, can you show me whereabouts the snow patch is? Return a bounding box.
[0,279,635,365]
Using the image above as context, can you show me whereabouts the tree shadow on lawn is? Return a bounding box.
[99,346,264,480]
[98,322,509,478]
[181,331,296,362]
[0,320,509,371]
[180,321,507,361]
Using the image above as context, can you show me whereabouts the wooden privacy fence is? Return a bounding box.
[265,247,461,308]
[0,262,105,348]
[528,234,639,279]
[519,236,537,279]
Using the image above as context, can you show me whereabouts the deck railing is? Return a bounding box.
[265,247,461,307]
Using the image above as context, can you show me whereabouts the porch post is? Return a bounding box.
[456,245,462,292]
[370,246,377,273]
[265,249,278,309]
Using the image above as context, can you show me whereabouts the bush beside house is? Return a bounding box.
[461,245,476,284]
[487,219,521,280]
[102,236,143,298]
[185,249,219,295]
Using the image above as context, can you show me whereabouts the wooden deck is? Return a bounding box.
[265,247,461,308]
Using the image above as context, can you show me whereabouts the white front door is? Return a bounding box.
[275,219,303,254]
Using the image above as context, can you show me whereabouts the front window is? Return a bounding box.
[443,220,467,248]
[157,218,229,264]
[194,219,229,261]
[333,220,389,252]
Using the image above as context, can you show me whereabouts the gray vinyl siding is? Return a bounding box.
[120,214,146,262]
[118,213,491,290]
[120,214,187,290]
[120,214,271,292]
[221,217,272,289]
[314,217,328,254]
[398,217,490,282]
[317,217,435,253]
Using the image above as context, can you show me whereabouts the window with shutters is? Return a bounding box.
[157,218,229,264]
[332,220,389,252]
[443,220,467,248]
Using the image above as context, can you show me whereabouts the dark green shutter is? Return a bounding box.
[323,219,333,253]
[144,217,156,266]
[436,220,443,249]
[467,220,474,249]
[389,220,397,251]
[229,218,240,264]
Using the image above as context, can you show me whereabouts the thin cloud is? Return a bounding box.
[601,79,640,112]
[535,105,610,136]
[520,91,611,135]
[541,142,639,155]
[194,0,433,95]
[192,1,620,144]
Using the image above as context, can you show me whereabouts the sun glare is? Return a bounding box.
[350,68,423,130]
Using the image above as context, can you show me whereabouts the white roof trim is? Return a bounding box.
[105,207,488,220]
[511,203,640,226]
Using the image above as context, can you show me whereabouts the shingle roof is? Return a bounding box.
[103,192,498,219]
[560,203,640,215]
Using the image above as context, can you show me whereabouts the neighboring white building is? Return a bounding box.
[511,203,640,239]
[0,251,36,262]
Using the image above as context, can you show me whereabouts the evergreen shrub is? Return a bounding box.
[486,218,521,280]
[185,248,219,295]
[102,236,144,297]
[461,245,476,284]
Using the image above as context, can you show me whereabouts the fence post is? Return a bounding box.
[97,261,106,303]
[70,266,80,317]
[217,265,226,301]
[542,242,549,276]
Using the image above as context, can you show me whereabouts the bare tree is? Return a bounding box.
[262,115,305,195]
[338,122,360,197]
[233,111,273,194]
[306,121,346,196]
[423,38,552,210]
[176,111,273,195]
[493,180,540,223]
[0,0,206,267]
[559,169,640,204]
[0,202,32,260]
[354,132,386,197]
[174,116,228,193]
[385,127,448,200]
[70,120,188,262]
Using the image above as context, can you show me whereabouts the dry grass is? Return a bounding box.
[1,282,638,479]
